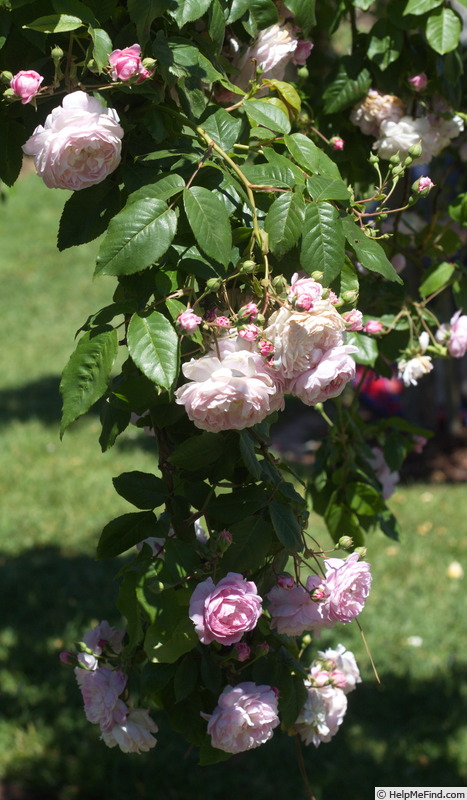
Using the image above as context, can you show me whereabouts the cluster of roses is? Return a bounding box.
[397,309,467,388]
[63,621,158,754]
[350,87,464,164]
[174,274,360,433]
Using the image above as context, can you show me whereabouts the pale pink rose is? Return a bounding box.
[82,620,125,656]
[398,355,433,386]
[369,446,399,500]
[363,319,384,334]
[331,670,348,689]
[175,338,283,432]
[288,272,323,311]
[309,665,331,687]
[417,176,434,192]
[350,89,405,137]
[448,310,467,358]
[101,707,158,753]
[289,344,357,406]
[232,23,312,92]
[321,554,372,624]
[177,309,202,333]
[259,339,274,357]
[10,70,43,104]
[408,73,428,92]
[189,571,262,645]
[267,579,325,636]
[238,302,259,319]
[203,682,280,753]
[108,44,151,83]
[264,302,346,379]
[212,315,231,328]
[234,643,251,662]
[342,309,363,330]
[374,114,463,164]
[75,666,127,729]
[22,91,123,190]
[317,644,361,694]
[77,651,98,670]
[292,684,347,747]
[331,136,345,151]
[239,324,260,341]
[329,290,339,305]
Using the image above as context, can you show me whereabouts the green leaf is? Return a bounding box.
[97,511,160,558]
[324,500,365,547]
[202,108,242,151]
[58,180,120,250]
[23,14,83,32]
[208,486,268,524]
[404,0,443,14]
[208,0,225,50]
[226,0,249,23]
[244,100,291,134]
[89,26,113,72]
[419,261,456,297]
[95,198,178,276]
[0,115,23,187]
[174,656,199,702]
[346,482,385,515]
[239,431,262,480]
[223,516,273,573]
[426,8,461,54]
[126,174,185,204]
[127,311,179,392]
[264,79,301,113]
[449,193,467,226]
[301,203,345,285]
[145,589,198,663]
[199,737,232,765]
[113,471,166,510]
[346,332,379,366]
[168,432,225,470]
[342,217,403,283]
[269,500,302,553]
[367,20,403,71]
[284,133,340,179]
[51,0,98,24]
[265,192,305,257]
[340,256,359,296]
[307,175,350,202]
[128,0,169,44]
[248,0,278,29]
[322,62,371,114]
[281,0,315,33]
[183,186,232,267]
[60,328,118,437]
[170,0,213,26]
[263,148,306,185]
[99,401,130,452]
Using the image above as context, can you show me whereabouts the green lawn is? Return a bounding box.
[0,172,466,799]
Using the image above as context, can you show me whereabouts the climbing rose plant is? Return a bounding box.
[1,0,466,787]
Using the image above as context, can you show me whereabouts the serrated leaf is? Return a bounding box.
[208,0,225,50]
[127,174,185,205]
[95,198,178,276]
[223,516,272,573]
[404,0,443,14]
[426,7,461,54]
[419,261,456,297]
[202,108,242,151]
[128,0,169,44]
[23,14,83,32]
[239,431,262,479]
[269,500,302,553]
[89,26,113,72]
[322,62,371,114]
[168,432,225,470]
[244,99,291,134]
[367,20,403,71]
[284,133,340,179]
[346,332,379,366]
[97,510,160,558]
[170,0,213,26]
[60,328,118,437]
[226,0,249,23]
[265,192,305,257]
[51,0,97,24]
[263,148,306,185]
[127,311,179,391]
[264,78,301,113]
[58,180,120,250]
[301,203,345,285]
[280,0,315,32]
[113,471,166,510]
[145,590,198,663]
[208,486,268,524]
[307,175,350,202]
[342,217,403,284]
[183,186,232,267]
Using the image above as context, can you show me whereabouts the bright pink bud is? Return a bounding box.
[331,136,345,151]
[408,73,428,92]
[219,529,232,545]
[277,575,295,590]
[213,316,231,328]
[59,650,75,665]
[331,669,347,689]
[177,309,202,333]
[342,309,363,331]
[10,70,43,104]
[311,669,330,687]
[417,176,434,192]
[329,290,339,305]
[239,324,260,342]
[310,586,326,601]
[259,340,275,357]
[108,44,152,83]
[238,302,259,319]
[234,643,251,662]
[363,320,384,334]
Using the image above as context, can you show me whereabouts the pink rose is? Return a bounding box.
[234,643,251,662]
[342,309,363,330]
[232,23,312,92]
[203,682,280,753]
[363,319,384,334]
[175,338,283,432]
[448,310,467,358]
[267,579,326,636]
[290,344,357,406]
[369,446,399,499]
[22,91,123,190]
[108,44,151,83]
[189,571,262,645]
[82,620,125,656]
[75,666,127,729]
[408,73,428,92]
[293,684,347,747]
[177,309,202,333]
[10,70,43,104]
[331,136,345,151]
[238,302,259,319]
[321,554,372,624]
[417,176,434,192]
[288,272,323,311]
[101,707,158,753]
[317,644,361,694]
[239,324,260,341]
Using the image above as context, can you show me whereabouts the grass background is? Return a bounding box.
[0,171,466,799]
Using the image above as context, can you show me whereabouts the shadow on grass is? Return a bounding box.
[0,546,465,800]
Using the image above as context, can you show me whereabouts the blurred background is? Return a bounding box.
[0,169,466,799]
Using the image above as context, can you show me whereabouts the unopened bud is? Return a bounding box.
[142,57,156,71]
[86,58,100,74]
[389,153,400,165]
[206,277,222,291]
[277,574,295,590]
[256,642,270,657]
[51,45,64,61]
[368,153,379,165]
[407,142,423,159]
[354,546,367,560]
[234,642,250,662]
[296,66,309,79]
[310,271,323,282]
[209,528,232,554]
[2,88,15,98]
[341,290,358,304]
[272,275,287,292]
[404,155,413,167]
[0,70,13,84]
[338,535,354,550]
[239,259,257,273]
[59,650,76,665]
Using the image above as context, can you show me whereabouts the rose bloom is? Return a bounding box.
[175,338,283,432]
[108,44,151,82]
[289,344,357,406]
[177,308,202,333]
[203,682,280,754]
[350,89,405,137]
[447,310,467,358]
[288,272,323,311]
[10,70,43,104]
[22,91,123,190]
[369,446,399,500]
[321,553,372,625]
[189,571,262,645]
[263,301,346,380]
[331,136,344,151]
[82,620,125,656]
[398,355,433,386]
[232,22,312,92]
[101,707,158,753]
[75,666,127,729]
[408,73,428,92]
[317,644,361,694]
[374,113,464,164]
[267,581,325,636]
[417,176,434,192]
[363,319,384,334]
[292,683,347,747]
[342,310,363,330]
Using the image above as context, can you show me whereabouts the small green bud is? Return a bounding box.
[404,155,413,167]
[338,535,354,550]
[354,546,367,560]
[51,45,64,61]
[0,71,13,84]
[311,270,324,282]
[206,277,223,291]
[239,259,256,274]
[2,87,15,98]
[341,289,358,304]
[368,153,379,165]
[142,57,156,71]
[86,59,99,75]
[389,153,400,165]
[408,142,423,159]
[296,66,309,79]
[272,275,287,292]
